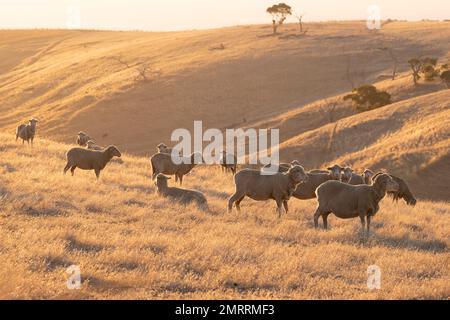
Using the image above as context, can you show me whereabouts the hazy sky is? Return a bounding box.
[0,0,448,31]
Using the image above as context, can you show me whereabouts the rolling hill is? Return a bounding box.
[0,21,449,154]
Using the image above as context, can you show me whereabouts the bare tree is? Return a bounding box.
[319,99,338,123]
[378,46,398,80]
[294,13,305,33]
[110,56,161,82]
[135,60,161,82]
[110,55,132,69]
[345,55,356,90]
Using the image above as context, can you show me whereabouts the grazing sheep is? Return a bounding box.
[363,169,375,185]
[16,118,38,146]
[154,174,207,206]
[228,165,309,217]
[151,152,201,185]
[77,132,92,147]
[219,151,237,174]
[313,173,399,235]
[86,140,104,151]
[292,165,343,200]
[373,172,416,206]
[63,145,121,179]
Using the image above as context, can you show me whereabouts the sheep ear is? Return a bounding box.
[327,167,332,170]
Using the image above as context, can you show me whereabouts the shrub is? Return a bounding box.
[344,84,391,112]
[440,70,450,88]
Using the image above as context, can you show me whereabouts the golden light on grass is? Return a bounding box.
[0,133,448,299]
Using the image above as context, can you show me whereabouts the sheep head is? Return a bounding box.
[327,164,343,180]
[373,174,399,197]
[157,143,168,153]
[155,173,170,189]
[389,175,417,206]
[106,146,121,158]
[363,169,374,184]
[287,165,308,184]
[342,166,353,181]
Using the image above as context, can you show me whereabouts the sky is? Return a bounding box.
[0,0,448,31]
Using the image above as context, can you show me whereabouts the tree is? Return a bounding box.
[344,84,391,112]
[266,3,292,35]
[441,70,450,88]
[378,46,398,80]
[294,12,307,33]
[420,57,438,81]
[408,58,422,85]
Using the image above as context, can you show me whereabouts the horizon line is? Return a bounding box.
[0,18,448,33]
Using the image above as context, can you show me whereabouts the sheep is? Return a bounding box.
[63,145,121,179]
[156,143,181,156]
[313,173,399,235]
[154,174,207,207]
[341,166,353,183]
[77,132,92,147]
[291,165,343,200]
[363,169,375,185]
[16,118,38,146]
[227,165,309,217]
[309,164,343,180]
[151,152,202,185]
[372,172,417,206]
[342,167,375,185]
[86,140,104,151]
[262,160,301,173]
[219,151,237,174]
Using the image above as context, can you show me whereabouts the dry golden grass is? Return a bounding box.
[0,133,448,299]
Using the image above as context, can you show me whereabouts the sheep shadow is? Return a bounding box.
[42,255,74,272]
[119,184,153,194]
[21,206,65,217]
[372,235,447,253]
[65,235,104,254]
[278,33,309,40]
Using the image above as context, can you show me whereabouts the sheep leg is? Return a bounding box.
[366,215,372,235]
[31,137,34,147]
[313,207,323,228]
[359,214,366,235]
[63,162,71,175]
[322,213,330,230]
[178,174,183,186]
[94,169,101,180]
[276,199,283,218]
[228,191,244,213]
[70,166,77,176]
[283,200,289,214]
[235,196,245,212]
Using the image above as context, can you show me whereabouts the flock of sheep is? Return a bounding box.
[15,119,417,236]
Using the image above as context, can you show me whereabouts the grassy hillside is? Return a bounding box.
[0,21,449,155]
[278,89,450,201]
[0,133,449,299]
